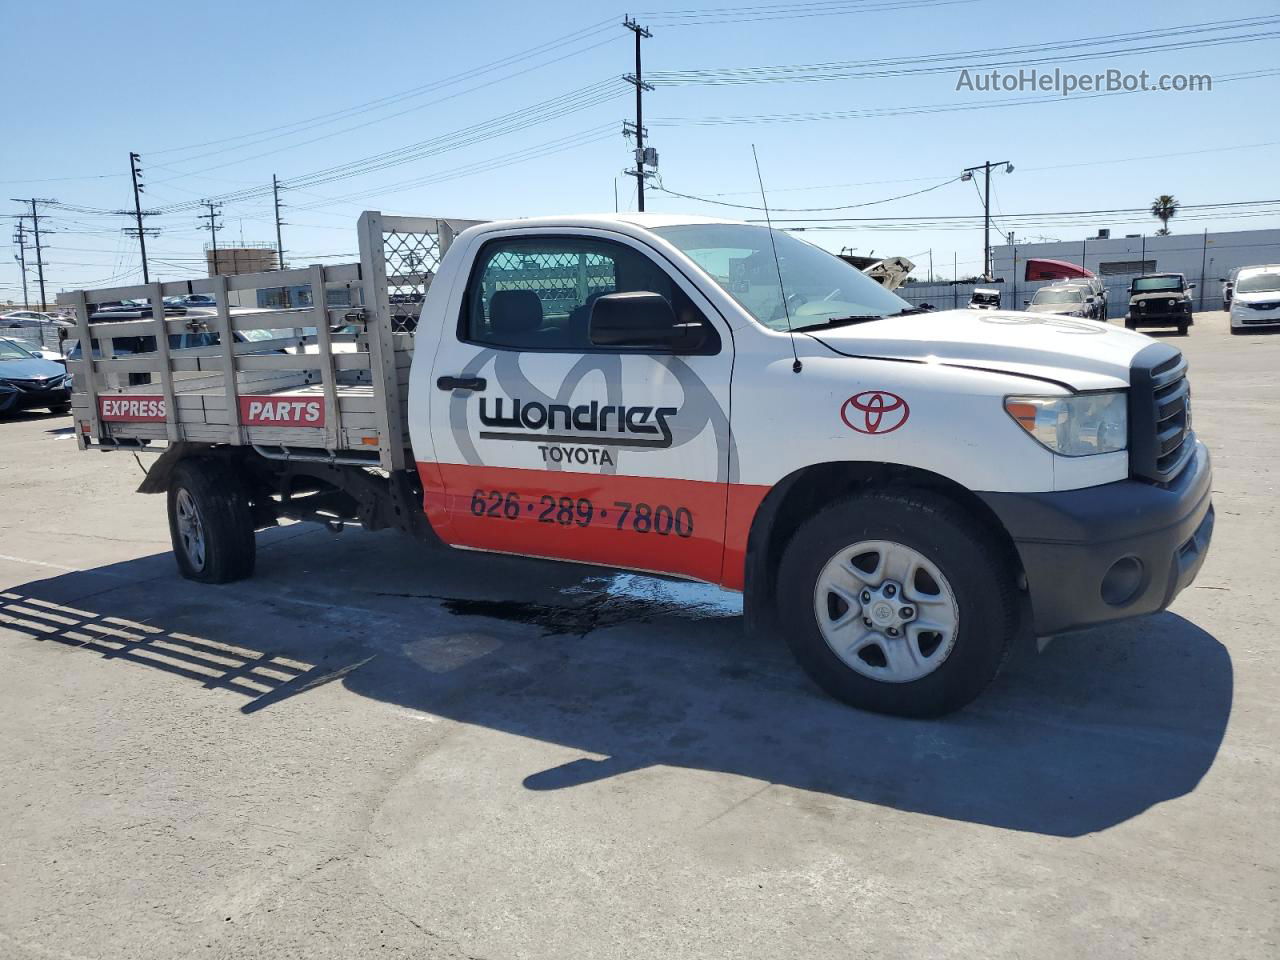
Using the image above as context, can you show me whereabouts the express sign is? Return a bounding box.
[98,395,325,427]
[99,396,166,421]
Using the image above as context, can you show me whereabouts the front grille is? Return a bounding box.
[1129,344,1193,483]
[2,377,64,393]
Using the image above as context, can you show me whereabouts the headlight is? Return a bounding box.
[1004,392,1128,456]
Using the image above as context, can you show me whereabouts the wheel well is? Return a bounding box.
[742,461,1026,634]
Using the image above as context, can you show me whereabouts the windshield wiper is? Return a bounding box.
[793,306,930,332]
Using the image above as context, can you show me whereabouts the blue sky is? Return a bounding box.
[3,0,1279,300]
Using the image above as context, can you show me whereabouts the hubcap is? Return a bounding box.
[813,539,959,684]
[175,488,206,571]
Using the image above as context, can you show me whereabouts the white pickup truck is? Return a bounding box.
[61,211,1214,717]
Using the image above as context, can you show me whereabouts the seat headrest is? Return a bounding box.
[489,290,543,336]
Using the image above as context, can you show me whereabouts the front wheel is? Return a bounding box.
[776,491,1017,717]
[1177,322,1189,336]
[167,459,256,583]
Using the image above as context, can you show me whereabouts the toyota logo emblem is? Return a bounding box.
[841,390,910,435]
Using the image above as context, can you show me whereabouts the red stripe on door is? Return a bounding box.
[417,462,768,587]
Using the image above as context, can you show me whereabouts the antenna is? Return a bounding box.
[752,145,801,374]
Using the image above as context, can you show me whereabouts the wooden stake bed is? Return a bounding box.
[57,212,479,470]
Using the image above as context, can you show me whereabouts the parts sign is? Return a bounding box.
[239,396,325,427]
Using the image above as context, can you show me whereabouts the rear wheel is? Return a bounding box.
[776,491,1017,717]
[167,459,256,583]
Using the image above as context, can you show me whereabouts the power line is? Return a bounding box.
[653,68,1280,126]
[147,18,620,163]
[643,0,980,26]
[148,79,626,213]
[652,175,960,211]
[649,15,1280,84]
[758,198,1280,224]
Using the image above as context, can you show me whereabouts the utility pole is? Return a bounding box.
[272,174,287,270]
[622,17,654,212]
[13,220,30,309]
[198,200,223,276]
[128,152,151,283]
[10,199,49,309]
[960,160,1013,280]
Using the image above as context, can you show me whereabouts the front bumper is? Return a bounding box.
[1232,308,1280,329]
[980,441,1214,636]
[0,385,72,413]
[1128,309,1191,327]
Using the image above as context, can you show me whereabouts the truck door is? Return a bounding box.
[424,229,735,584]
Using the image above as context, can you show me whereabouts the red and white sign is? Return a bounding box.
[239,395,325,428]
[99,396,166,422]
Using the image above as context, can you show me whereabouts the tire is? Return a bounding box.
[1177,322,1189,336]
[48,403,71,415]
[1124,317,1137,330]
[167,458,256,583]
[1230,325,1246,336]
[776,491,1017,717]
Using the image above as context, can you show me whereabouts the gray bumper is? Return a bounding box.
[979,442,1214,636]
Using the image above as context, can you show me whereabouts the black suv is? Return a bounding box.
[1126,274,1195,336]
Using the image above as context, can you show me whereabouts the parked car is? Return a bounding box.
[89,300,187,320]
[1222,267,1240,312]
[0,336,72,416]
[1228,264,1280,335]
[1024,284,1099,319]
[1125,274,1195,335]
[2,310,74,329]
[1,335,64,364]
[1058,276,1108,319]
[967,288,1001,310]
[161,294,218,310]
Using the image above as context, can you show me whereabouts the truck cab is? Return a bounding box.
[60,212,1214,718]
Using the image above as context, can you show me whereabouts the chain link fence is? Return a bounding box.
[895,274,1227,317]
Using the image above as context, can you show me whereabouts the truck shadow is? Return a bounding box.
[1,527,1232,838]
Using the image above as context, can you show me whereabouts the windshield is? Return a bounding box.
[1032,288,1084,304]
[650,223,911,331]
[1133,276,1183,293]
[972,292,999,304]
[0,339,36,360]
[1236,270,1280,294]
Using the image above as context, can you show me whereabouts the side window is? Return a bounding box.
[461,236,716,352]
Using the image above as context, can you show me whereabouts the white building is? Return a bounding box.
[991,227,1280,313]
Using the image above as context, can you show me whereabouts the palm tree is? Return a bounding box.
[1150,195,1180,236]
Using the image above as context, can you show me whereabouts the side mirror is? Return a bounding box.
[1022,300,1031,307]
[589,291,702,351]
[1188,282,1197,290]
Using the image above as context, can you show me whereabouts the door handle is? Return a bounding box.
[436,375,487,392]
